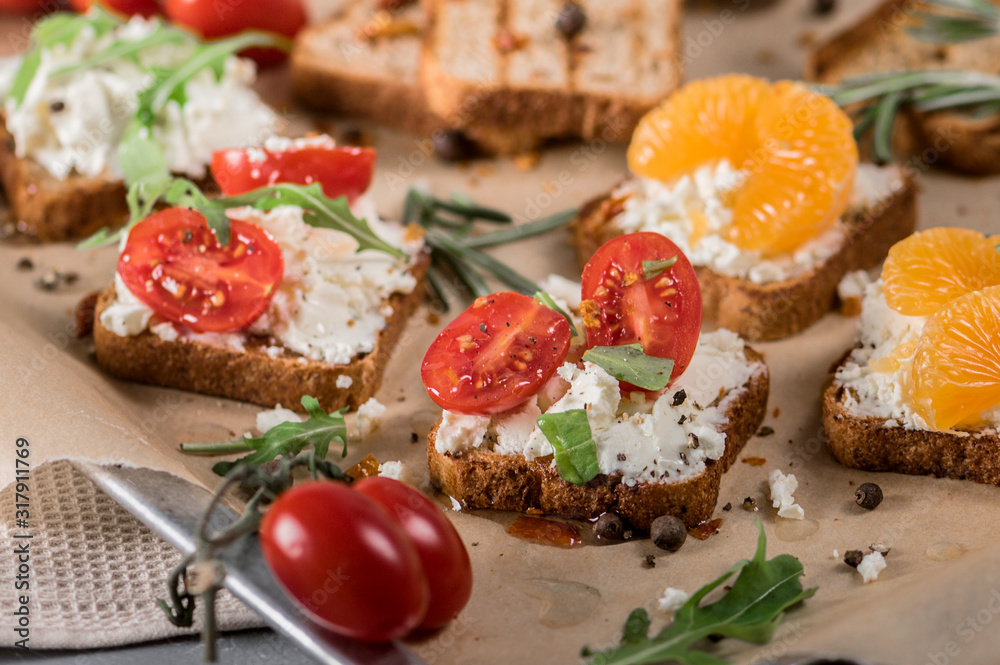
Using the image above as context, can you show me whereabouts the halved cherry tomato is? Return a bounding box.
[421,292,572,414]
[354,477,473,630]
[211,142,376,204]
[69,0,161,17]
[581,232,702,384]
[164,0,307,66]
[259,481,431,642]
[118,207,283,333]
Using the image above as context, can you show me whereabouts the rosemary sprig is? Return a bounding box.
[816,69,1000,163]
[910,0,1000,44]
[404,188,577,308]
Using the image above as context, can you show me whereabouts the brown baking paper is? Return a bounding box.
[4,0,1000,662]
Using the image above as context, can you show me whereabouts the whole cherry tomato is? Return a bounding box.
[581,232,702,385]
[164,0,307,66]
[68,0,161,17]
[211,140,375,204]
[118,207,284,333]
[421,292,572,414]
[259,481,431,642]
[354,477,473,630]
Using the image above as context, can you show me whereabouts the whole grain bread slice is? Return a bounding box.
[92,254,428,414]
[420,0,683,144]
[823,368,1000,486]
[806,0,1000,175]
[291,0,539,155]
[427,347,768,530]
[570,171,917,342]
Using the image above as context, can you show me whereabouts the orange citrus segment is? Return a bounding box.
[627,75,858,255]
[909,285,1000,431]
[882,228,1000,317]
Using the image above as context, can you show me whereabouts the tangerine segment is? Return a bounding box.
[627,75,857,255]
[883,228,1000,317]
[909,285,1000,431]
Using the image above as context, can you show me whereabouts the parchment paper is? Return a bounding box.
[4,1,1000,663]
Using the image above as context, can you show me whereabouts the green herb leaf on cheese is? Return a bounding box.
[582,344,674,391]
[642,257,677,281]
[536,409,600,486]
[584,522,817,665]
[181,396,348,477]
[51,23,189,78]
[534,290,579,338]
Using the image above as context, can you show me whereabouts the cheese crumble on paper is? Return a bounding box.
[769,469,804,520]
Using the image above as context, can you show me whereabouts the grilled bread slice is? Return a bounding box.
[92,254,429,414]
[427,346,768,530]
[806,0,1000,175]
[420,0,683,144]
[570,168,917,342]
[291,0,539,154]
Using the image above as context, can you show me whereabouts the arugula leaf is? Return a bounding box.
[534,290,579,338]
[582,344,674,392]
[181,396,348,476]
[536,409,600,485]
[585,522,816,665]
[164,178,231,244]
[217,183,406,258]
[643,257,677,281]
[51,23,188,78]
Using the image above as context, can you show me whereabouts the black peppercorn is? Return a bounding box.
[555,2,586,39]
[594,512,625,540]
[16,256,33,271]
[432,129,477,162]
[814,0,836,14]
[671,389,687,406]
[742,496,758,512]
[855,482,883,510]
[641,554,655,569]
[844,550,864,568]
[651,515,686,552]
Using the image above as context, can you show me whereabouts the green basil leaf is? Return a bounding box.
[536,409,599,486]
[642,256,677,281]
[582,344,674,391]
[534,290,579,338]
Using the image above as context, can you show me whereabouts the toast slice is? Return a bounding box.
[427,343,769,530]
[93,253,428,413]
[806,0,1000,175]
[290,0,539,155]
[0,120,131,242]
[823,376,1000,486]
[420,0,683,144]
[570,165,917,341]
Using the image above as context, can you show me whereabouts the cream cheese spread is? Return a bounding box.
[0,16,277,180]
[613,162,904,285]
[99,196,423,366]
[435,329,766,487]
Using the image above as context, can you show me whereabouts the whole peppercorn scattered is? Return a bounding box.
[814,0,836,14]
[844,550,864,568]
[855,482,883,510]
[594,512,625,540]
[742,496,758,512]
[16,257,33,271]
[432,129,477,162]
[651,515,687,552]
[555,2,586,39]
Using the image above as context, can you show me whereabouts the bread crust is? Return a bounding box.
[427,348,769,530]
[823,374,1000,486]
[805,0,1000,175]
[93,253,429,413]
[570,172,917,342]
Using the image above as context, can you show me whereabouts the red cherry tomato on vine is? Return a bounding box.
[118,207,283,333]
[211,142,376,204]
[69,0,161,17]
[421,292,572,414]
[164,0,307,66]
[581,232,702,385]
[354,477,473,630]
[259,481,430,642]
